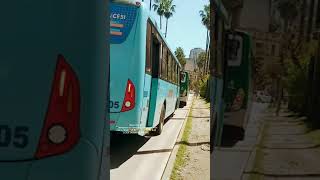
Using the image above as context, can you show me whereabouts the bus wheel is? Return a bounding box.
[179,101,186,108]
[154,105,165,135]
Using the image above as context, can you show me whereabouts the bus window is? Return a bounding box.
[168,54,172,82]
[181,73,186,83]
[226,33,243,67]
[162,46,168,80]
[173,62,177,84]
[176,65,179,84]
[151,32,160,77]
[146,21,152,74]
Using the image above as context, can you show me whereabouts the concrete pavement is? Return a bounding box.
[110,94,193,180]
[243,110,320,179]
[211,102,268,180]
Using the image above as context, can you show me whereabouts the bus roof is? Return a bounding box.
[111,0,182,68]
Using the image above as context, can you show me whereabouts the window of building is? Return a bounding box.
[256,42,263,48]
[271,44,275,56]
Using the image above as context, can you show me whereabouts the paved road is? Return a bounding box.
[110,94,193,180]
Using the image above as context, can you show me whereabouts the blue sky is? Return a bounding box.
[144,0,209,58]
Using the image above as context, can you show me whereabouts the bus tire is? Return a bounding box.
[154,105,165,135]
[175,99,179,110]
[179,101,186,108]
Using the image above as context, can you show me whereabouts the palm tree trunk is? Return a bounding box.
[204,30,209,74]
[165,18,168,37]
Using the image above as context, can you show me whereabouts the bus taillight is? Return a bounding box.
[121,79,135,112]
[35,55,80,159]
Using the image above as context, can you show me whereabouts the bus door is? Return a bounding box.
[146,28,161,128]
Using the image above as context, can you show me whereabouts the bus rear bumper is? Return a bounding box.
[0,139,100,180]
[110,112,147,135]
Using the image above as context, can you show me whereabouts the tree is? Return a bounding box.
[174,47,186,69]
[197,52,207,77]
[163,0,175,37]
[153,0,165,29]
[199,4,210,74]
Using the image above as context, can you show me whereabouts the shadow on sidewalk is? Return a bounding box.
[211,124,245,148]
[221,125,245,147]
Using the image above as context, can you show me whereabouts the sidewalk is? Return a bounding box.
[243,109,320,179]
[211,102,268,180]
[179,97,210,180]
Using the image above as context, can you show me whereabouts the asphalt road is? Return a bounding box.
[110,94,193,180]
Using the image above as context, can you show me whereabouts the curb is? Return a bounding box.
[161,95,195,180]
[242,115,267,178]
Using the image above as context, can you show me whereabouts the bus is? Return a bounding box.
[0,1,109,180]
[179,71,189,107]
[222,30,253,142]
[210,0,229,148]
[110,1,181,136]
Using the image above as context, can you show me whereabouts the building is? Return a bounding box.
[184,58,197,88]
[189,48,205,69]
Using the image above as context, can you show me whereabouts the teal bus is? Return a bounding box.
[179,71,189,107]
[110,1,181,136]
[0,0,109,179]
[222,30,253,142]
[211,0,252,148]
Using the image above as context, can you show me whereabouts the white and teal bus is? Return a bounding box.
[110,0,181,136]
[0,0,109,179]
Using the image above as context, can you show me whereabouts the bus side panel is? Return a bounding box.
[212,78,224,145]
[139,74,152,132]
[146,78,159,127]
[150,79,178,128]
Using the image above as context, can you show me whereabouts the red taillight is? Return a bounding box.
[35,55,80,159]
[121,79,135,112]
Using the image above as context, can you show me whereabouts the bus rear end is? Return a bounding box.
[109,1,147,135]
[0,1,108,180]
[179,72,189,107]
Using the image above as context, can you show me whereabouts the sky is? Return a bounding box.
[144,0,209,58]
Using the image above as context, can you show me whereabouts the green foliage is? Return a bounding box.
[163,0,175,19]
[152,0,166,29]
[199,4,210,30]
[197,52,206,70]
[285,41,317,113]
[153,0,175,36]
[175,47,186,68]
[199,75,210,101]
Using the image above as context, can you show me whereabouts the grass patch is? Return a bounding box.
[170,101,194,180]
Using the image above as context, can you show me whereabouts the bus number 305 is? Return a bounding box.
[0,125,29,148]
[109,101,120,109]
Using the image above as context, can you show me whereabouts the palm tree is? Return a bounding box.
[199,4,210,74]
[153,0,165,29]
[163,0,175,37]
